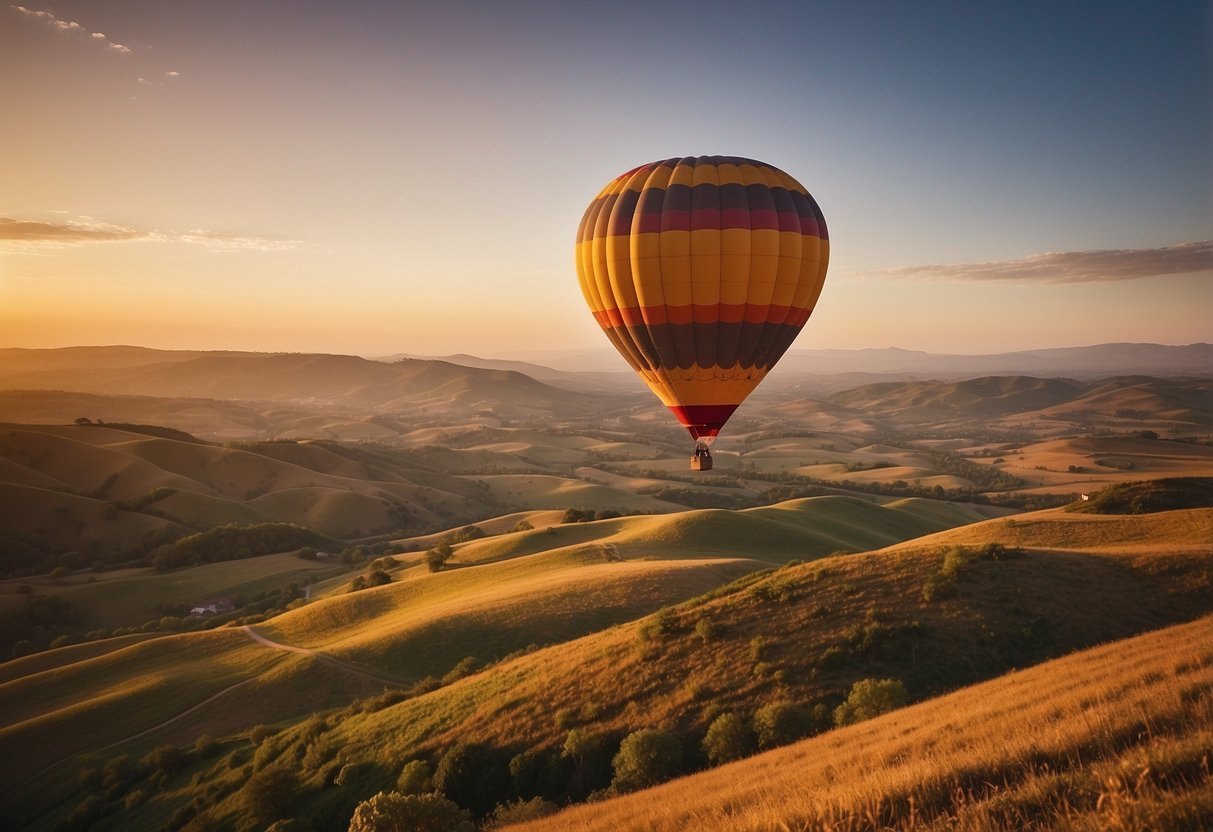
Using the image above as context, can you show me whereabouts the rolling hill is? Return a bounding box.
[0,349,602,418]
[4,502,1206,830]
[507,614,1213,831]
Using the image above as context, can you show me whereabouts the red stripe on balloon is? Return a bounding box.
[666,404,740,439]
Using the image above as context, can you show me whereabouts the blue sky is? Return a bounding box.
[2,0,1209,356]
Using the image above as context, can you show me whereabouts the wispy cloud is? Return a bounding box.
[177,230,298,252]
[861,241,1213,284]
[12,4,134,56]
[0,217,298,252]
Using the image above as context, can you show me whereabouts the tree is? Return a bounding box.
[434,742,509,818]
[508,749,550,800]
[347,792,474,832]
[561,727,601,793]
[752,701,818,750]
[490,797,557,825]
[241,766,301,826]
[702,712,753,764]
[396,759,433,795]
[611,729,682,792]
[366,569,392,588]
[833,678,908,726]
[425,542,453,573]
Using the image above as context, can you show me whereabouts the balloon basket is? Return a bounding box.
[690,444,713,471]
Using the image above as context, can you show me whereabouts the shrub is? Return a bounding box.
[193,734,219,759]
[752,701,818,750]
[334,763,361,787]
[434,741,509,817]
[654,607,678,635]
[510,519,534,533]
[141,744,185,778]
[241,766,301,826]
[939,546,972,580]
[694,616,722,642]
[490,796,557,825]
[397,759,433,795]
[348,792,474,832]
[365,569,392,588]
[563,726,609,797]
[508,749,546,799]
[442,656,480,684]
[102,754,137,794]
[701,712,753,764]
[834,678,908,726]
[448,525,486,543]
[425,542,453,573]
[611,729,682,792]
[248,724,275,746]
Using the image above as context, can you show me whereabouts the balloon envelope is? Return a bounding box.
[575,155,829,443]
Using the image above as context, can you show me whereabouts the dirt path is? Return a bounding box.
[242,625,315,654]
[7,628,409,799]
[242,625,407,688]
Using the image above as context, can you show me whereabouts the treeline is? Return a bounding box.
[72,419,207,444]
[67,670,910,832]
[0,593,82,659]
[151,524,338,571]
[1070,477,1213,515]
[0,524,189,579]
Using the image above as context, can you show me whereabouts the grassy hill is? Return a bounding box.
[5,506,1203,830]
[508,614,1213,831]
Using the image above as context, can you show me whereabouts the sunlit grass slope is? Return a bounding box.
[0,629,278,783]
[509,615,1213,832]
[249,508,1211,795]
[8,507,1210,831]
[890,504,1213,554]
[451,495,994,566]
[257,547,760,681]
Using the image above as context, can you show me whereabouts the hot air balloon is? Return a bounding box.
[575,156,829,470]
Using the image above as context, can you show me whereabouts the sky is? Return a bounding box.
[2,0,1210,359]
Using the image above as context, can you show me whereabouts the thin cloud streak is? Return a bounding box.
[862,241,1213,284]
[0,217,297,252]
[12,4,132,56]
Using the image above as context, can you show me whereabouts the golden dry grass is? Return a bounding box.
[892,506,1213,555]
[506,615,1213,832]
[314,508,1212,768]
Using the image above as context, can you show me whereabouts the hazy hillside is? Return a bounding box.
[494,342,1213,379]
[771,341,1213,380]
[0,349,602,418]
[820,374,1212,430]
[373,353,637,394]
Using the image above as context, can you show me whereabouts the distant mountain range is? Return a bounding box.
[774,342,1213,380]
[464,342,1212,383]
[0,345,1207,430]
[0,347,602,417]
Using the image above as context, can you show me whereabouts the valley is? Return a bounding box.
[0,345,1208,831]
